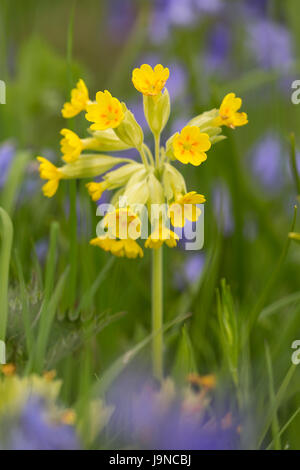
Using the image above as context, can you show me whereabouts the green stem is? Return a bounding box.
[68,180,78,310]
[152,247,163,380]
[139,146,149,169]
[154,133,160,168]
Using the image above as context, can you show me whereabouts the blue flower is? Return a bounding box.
[247,19,293,70]
[250,133,285,191]
[213,184,234,235]
[0,141,16,187]
[3,397,80,450]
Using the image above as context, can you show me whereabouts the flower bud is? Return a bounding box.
[143,88,170,136]
[114,105,144,149]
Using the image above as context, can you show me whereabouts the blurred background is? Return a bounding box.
[1,0,300,450]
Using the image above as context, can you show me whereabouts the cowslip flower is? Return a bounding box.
[86,181,108,202]
[90,235,143,258]
[85,90,124,130]
[213,93,248,128]
[61,79,89,118]
[132,64,169,96]
[103,208,141,240]
[37,157,62,198]
[145,223,179,249]
[168,191,206,227]
[173,126,211,166]
[60,129,83,163]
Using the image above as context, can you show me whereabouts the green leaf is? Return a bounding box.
[0,207,13,341]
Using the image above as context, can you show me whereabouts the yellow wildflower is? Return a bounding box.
[61,409,77,426]
[132,64,169,96]
[145,223,179,249]
[173,126,211,166]
[85,90,124,131]
[37,157,62,198]
[187,373,217,391]
[214,92,248,128]
[86,181,108,202]
[43,370,57,382]
[168,191,206,227]
[1,363,16,377]
[60,129,83,163]
[61,78,89,118]
[90,236,143,259]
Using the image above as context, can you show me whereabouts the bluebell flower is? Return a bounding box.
[250,133,285,191]
[247,19,293,70]
[0,141,16,188]
[184,253,205,284]
[107,0,136,42]
[3,397,79,450]
[204,24,231,73]
[194,0,223,15]
[243,0,268,17]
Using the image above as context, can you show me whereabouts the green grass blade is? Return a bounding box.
[0,207,13,341]
[0,150,31,215]
[265,343,281,450]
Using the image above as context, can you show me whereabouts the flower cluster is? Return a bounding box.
[37,65,247,258]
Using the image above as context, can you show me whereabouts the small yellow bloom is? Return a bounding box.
[145,224,179,249]
[61,409,77,426]
[60,129,83,163]
[85,90,124,131]
[86,181,108,201]
[90,236,143,259]
[168,191,206,227]
[187,373,217,390]
[173,126,211,166]
[103,208,141,240]
[62,79,89,118]
[37,156,62,198]
[289,232,300,243]
[43,370,57,382]
[1,363,16,377]
[132,64,169,96]
[214,92,248,128]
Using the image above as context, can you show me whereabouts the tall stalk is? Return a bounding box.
[152,246,163,380]
[152,132,163,380]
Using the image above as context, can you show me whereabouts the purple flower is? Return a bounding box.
[0,141,16,187]
[213,184,234,235]
[204,24,231,73]
[250,133,285,191]
[247,19,293,70]
[107,0,136,42]
[4,397,79,450]
[194,0,223,15]
[243,0,268,17]
[184,253,205,283]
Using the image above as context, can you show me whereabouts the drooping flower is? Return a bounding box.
[90,236,143,259]
[103,208,141,240]
[168,191,206,227]
[173,126,211,166]
[85,90,124,131]
[145,223,179,249]
[60,129,83,163]
[61,79,89,118]
[86,181,108,202]
[213,93,248,128]
[132,64,169,96]
[37,157,62,198]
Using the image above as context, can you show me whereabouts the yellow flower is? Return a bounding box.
[145,224,179,249]
[37,156,62,198]
[173,126,211,166]
[214,92,248,128]
[85,90,124,131]
[1,363,16,377]
[103,208,141,240]
[132,64,169,96]
[60,129,83,163]
[168,191,206,227]
[61,409,77,426]
[86,181,108,201]
[187,373,217,391]
[62,79,89,118]
[90,236,143,259]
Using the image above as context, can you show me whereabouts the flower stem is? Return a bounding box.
[152,246,163,380]
[154,133,160,168]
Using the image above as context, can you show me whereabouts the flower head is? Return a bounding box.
[86,181,108,202]
[145,223,179,249]
[214,93,248,128]
[37,157,62,198]
[61,79,89,118]
[85,90,124,131]
[60,129,83,163]
[132,64,169,96]
[173,126,211,166]
[168,191,206,227]
[90,236,143,258]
